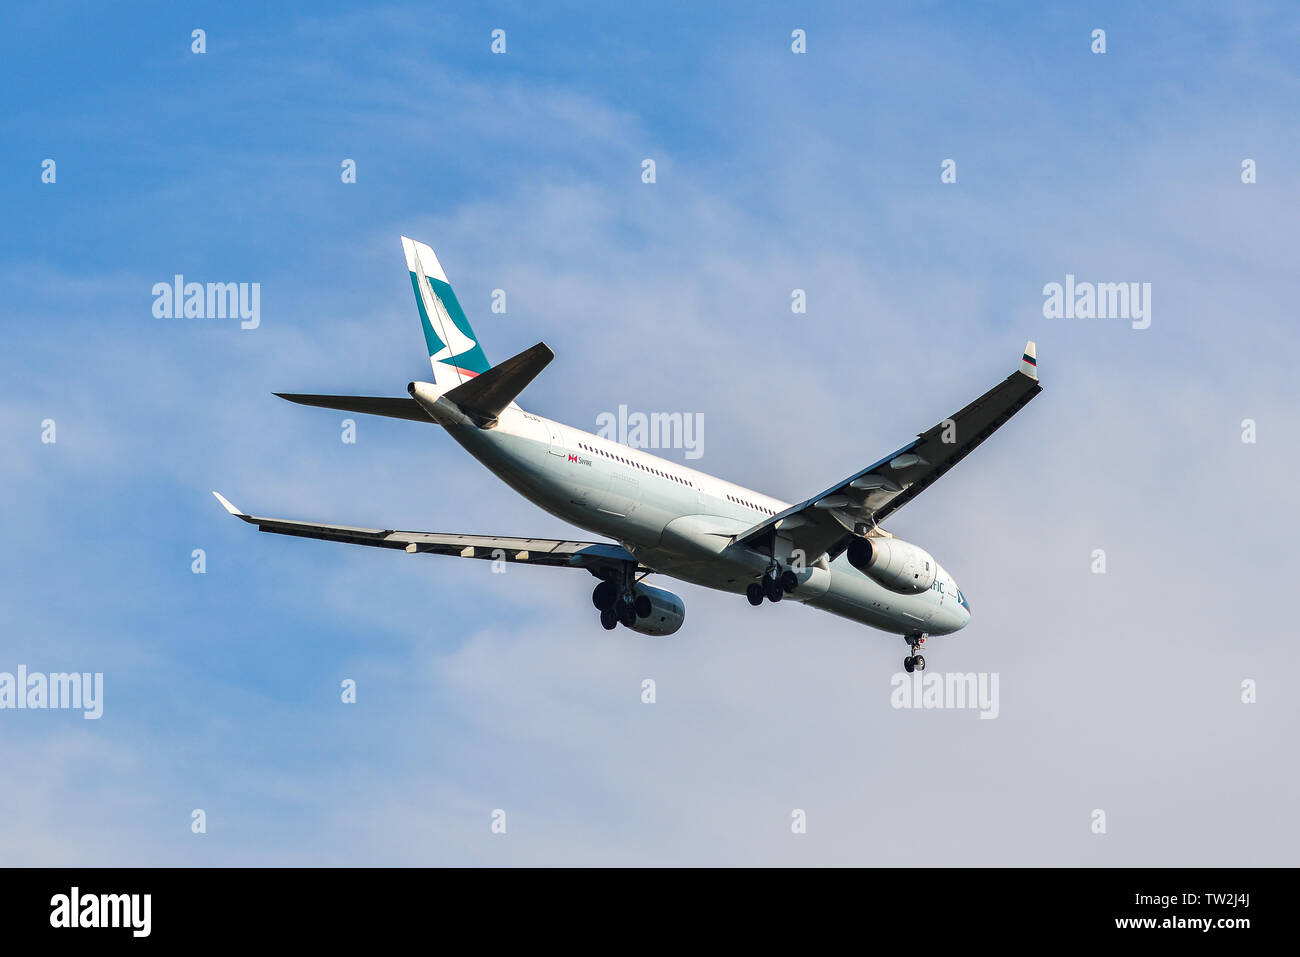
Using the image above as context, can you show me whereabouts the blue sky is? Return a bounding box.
[2,2,1298,864]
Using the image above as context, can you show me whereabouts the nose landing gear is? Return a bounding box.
[903,633,927,672]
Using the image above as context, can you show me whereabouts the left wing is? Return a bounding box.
[212,492,645,572]
[735,341,1042,562]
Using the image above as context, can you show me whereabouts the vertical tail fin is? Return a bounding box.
[402,237,491,389]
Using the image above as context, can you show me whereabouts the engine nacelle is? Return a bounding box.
[628,584,685,637]
[846,537,937,594]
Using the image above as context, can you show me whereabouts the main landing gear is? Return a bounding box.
[903,633,927,672]
[745,565,800,606]
[592,575,651,631]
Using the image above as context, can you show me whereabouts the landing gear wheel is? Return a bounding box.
[616,599,637,627]
[764,577,783,602]
[746,583,764,606]
[592,581,616,611]
[903,633,927,672]
[600,607,618,630]
[780,570,798,594]
[634,594,652,618]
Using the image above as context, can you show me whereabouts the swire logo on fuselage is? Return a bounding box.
[567,454,592,466]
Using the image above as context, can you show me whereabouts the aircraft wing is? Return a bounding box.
[212,492,645,572]
[735,342,1042,562]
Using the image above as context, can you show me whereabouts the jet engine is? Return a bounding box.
[627,584,685,637]
[846,537,937,594]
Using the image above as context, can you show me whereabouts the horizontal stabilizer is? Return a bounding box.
[275,394,432,423]
[443,341,554,426]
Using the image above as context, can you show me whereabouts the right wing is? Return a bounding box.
[212,492,645,572]
[733,341,1042,562]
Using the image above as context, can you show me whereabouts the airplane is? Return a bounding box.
[214,237,1042,672]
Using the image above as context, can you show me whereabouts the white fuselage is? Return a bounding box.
[414,385,970,638]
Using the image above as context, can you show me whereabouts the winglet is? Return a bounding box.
[212,491,243,516]
[1019,340,1038,380]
